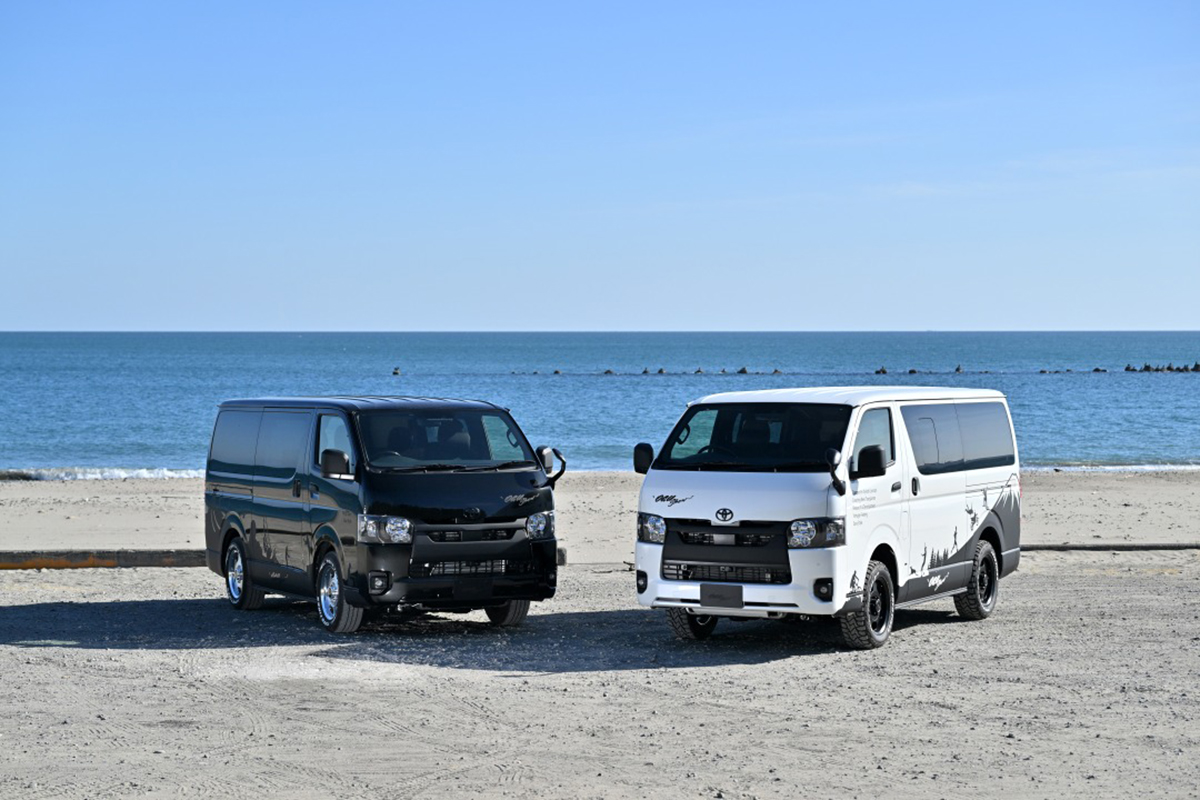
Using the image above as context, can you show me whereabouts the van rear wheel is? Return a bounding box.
[485,600,530,627]
[224,537,265,611]
[839,559,894,649]
[316,552,363,634]
[666,608,718,640]
[954,540,999,620]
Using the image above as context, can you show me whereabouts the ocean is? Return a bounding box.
[1,331,1198,476]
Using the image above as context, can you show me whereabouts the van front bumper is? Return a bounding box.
[345,537,558,608]
[635,541,855,618]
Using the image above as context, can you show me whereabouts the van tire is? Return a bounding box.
[316,552,363,634]
[485,600,530,627]
[666,608,718,640]
[954,540,999,620]
[839,559,894,649]
[224,537,265,611]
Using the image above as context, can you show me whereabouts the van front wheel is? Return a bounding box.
[839,559,894,649]
[485,600,530,627]
[316,552,363,634]
[666,608,718,640]
[954,540,999,620]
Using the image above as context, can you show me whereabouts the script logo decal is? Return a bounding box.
[504,494,536,505]
[654,494,693,507]
[927,574,947,591]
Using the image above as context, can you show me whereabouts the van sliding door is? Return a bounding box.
[898,404,970,602]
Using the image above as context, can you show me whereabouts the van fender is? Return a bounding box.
[311,525,365,606]
[975,506,1019,577]
[838,523,903,616]
[214,516,248,574]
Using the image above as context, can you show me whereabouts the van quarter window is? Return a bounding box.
[209,409,261,474]
[956,402,1016,469]
[316,414,355,470]
[853,408,894,469]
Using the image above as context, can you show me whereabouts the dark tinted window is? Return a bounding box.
[957,402,1015,469]
[357,409,535,470]
[255,411,311,479]
[901,404,964,475]
[853,408,894,470]
[208,410,261,475]
[657,403,852,472]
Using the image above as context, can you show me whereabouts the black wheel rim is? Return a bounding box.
[868,574,891,636]
[979,553,997,608]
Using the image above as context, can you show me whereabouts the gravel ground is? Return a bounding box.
[1,552,1198,799]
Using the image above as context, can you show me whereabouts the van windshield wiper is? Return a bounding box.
[381,463,466,473]
[458,460,537,472]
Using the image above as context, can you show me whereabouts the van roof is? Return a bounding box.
[691,386,1006,407]
[218,396,503,413]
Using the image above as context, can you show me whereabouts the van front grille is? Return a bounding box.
[679,531,775,547]
[410,559,535,578]
[661,561,791,585]
[425,529,516,543]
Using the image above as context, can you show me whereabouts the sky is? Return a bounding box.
[1,1,1197,331]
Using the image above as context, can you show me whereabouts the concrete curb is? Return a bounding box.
[0,550,208,570]
[1022,543,1200,552]
[1,547,572,570]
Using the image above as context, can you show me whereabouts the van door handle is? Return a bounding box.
[310,486,320,500]
[292,479,302,498]
[911,478,920,496]
[891,482,901,493]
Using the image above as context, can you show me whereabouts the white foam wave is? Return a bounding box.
[1025,464,1200,473]
[0,468,205,481]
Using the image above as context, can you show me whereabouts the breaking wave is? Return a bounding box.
[0,468,205,481]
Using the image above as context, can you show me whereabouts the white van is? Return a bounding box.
[633,387,1020,649]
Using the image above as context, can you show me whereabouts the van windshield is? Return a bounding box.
[656,403,852,472]
[357,409,538,472]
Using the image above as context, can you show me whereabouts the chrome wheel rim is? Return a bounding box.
[868,573,891,636]
[318,563,339,624]
[225,546,243,602]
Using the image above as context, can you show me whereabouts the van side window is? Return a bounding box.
[255,411,311,480]
[901,404,964,475]
[957,402,1016,469]
[853,408,893,470]
[209,409,262,475]
[316,415,355,472]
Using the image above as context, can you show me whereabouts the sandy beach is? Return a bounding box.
[2,470,1198,558]
[1,471,1198,798]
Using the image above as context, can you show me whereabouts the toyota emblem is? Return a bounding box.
[715,508,734,522]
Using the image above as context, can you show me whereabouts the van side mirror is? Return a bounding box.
[854,445,887,479]
[634,443,655,475]
[321,449,353,480]
[825,448,846,496]
[537,446,567,488]
[537,446,554,472]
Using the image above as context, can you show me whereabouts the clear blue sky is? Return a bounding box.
[1,2,1196,331]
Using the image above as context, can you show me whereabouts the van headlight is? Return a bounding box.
[788,518,845,548]
[358,514,413,544]
[638,513,666,544]
[525,511,554,539]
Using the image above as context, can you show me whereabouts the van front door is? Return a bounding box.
[847,404,907,591]
[898,403,970,603]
